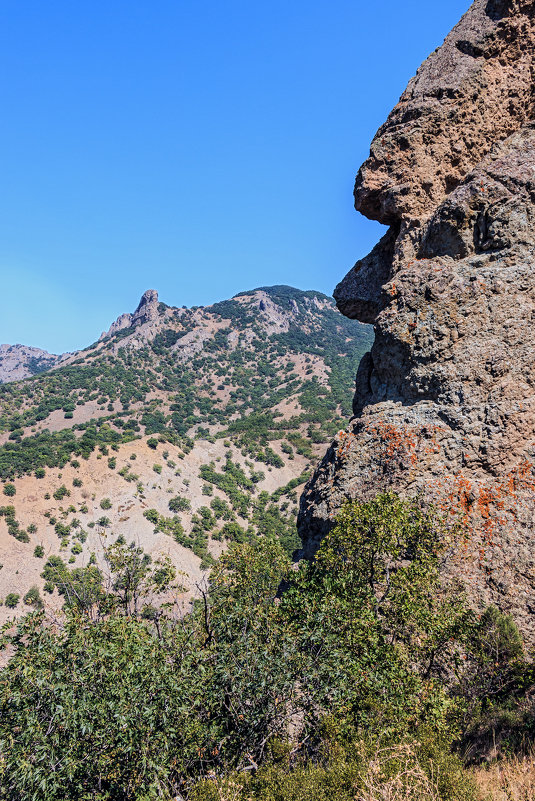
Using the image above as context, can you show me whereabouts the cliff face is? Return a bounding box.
[100,289,160,339]
[299,0,535,636]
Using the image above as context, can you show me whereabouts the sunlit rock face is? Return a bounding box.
[299,0,535,638]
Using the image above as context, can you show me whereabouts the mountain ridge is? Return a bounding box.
[0,284,371,622]
[0,285,337,384]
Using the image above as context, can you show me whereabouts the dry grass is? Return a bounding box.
[198,778,245,801]
[356,743,442,801]
[472,752,535,800]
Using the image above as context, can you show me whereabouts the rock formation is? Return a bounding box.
[0,344,63,384]
[100,289,160,339]
[299,0,535,636]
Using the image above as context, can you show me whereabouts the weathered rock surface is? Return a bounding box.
[100,289,160,339]
[0,344,63,384]
[299,0,535,637]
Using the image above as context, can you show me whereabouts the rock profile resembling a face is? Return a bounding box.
[299,0,535,641]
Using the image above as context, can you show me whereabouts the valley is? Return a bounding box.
[0,285,371,621]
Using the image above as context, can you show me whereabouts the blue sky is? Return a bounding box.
[0,0,472,352]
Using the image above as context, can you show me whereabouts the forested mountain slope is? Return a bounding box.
[0,285,371,620]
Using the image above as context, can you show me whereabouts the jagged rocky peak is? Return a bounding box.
[132,289,159,324]
[300,0,535,639]
[101,289,160,339]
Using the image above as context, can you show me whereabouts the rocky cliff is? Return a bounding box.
[299,0,535,636]
[100,289,160,339]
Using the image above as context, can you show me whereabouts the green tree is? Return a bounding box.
[280,493,474,739]
[0,613,200,799]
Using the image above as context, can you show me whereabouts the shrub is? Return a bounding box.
[53,485,70,501]
[34,545,45,558]
[23,586,43,609]
[3,483,16,497]
[143,508,160,525]
[4,592,19,608]
[169,495,191,513]
[100,498,112,510]
[0,495,497,801]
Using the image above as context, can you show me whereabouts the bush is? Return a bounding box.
[4,592,20,608]
[169,495,191,513]
[34,545,45,558]
[0,495,503,801]
[0,613,193,799]
[143,508,160,525]
[23,586,43,609]
[3,483,16,497]
[100,498,112,510]
[53,485,70,501]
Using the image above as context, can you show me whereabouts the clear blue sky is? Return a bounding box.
[0,0,472,353]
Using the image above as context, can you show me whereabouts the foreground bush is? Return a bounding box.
[0,614,200,798]
[0,494,531,799]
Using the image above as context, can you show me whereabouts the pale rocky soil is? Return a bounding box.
[0,434,312,626]
[0,286,369,623]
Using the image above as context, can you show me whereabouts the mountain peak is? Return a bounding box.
[135,289,158,312]
[132,289,159,325]
[101,289,160,340]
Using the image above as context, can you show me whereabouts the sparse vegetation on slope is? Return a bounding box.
[0,286,371,620]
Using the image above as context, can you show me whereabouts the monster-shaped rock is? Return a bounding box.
[299,0,535,637]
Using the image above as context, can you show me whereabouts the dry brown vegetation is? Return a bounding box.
[472,752,535,800]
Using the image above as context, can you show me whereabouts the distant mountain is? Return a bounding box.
[0,285,372,620]
[0,343,66,384]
